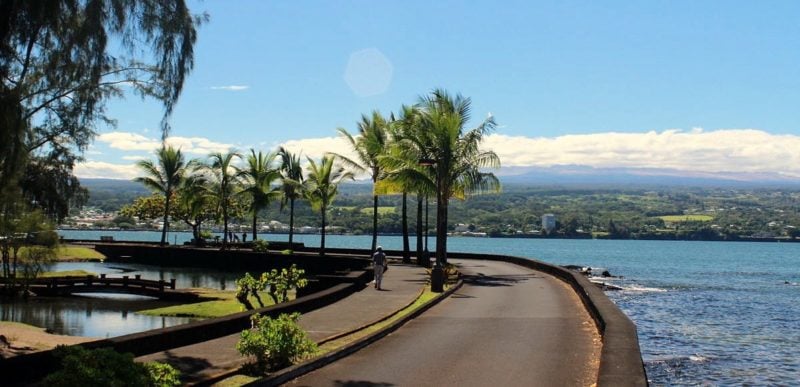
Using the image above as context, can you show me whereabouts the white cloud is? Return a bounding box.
[279,136,367,178]
[74,161,140,180]
[210,85,249,91]
[122,155,147,161]
[279,136,356,161]
[96,131,235,156]
[85,128,800,181]
[483,129,800,178]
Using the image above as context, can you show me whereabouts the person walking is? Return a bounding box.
[372,246,387,290]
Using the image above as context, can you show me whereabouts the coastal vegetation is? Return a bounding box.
[80,183,800,242]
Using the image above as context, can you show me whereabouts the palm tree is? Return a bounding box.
[237,150,281,241]
[416,89,501,265]
[329,111,390,252]
[303,155,354,256]
[203,150,241,249]
[134,145,187,246]
[379,105,437,265]
[278,147,304,249]
[173,174,213,244]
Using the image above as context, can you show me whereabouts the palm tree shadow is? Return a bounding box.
[156,350,215,383]
[463,273,539,287]
[334,381,394,387]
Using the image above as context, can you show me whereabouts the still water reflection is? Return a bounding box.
[0,262,247,337]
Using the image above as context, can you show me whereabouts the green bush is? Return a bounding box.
[281,249,293,255]
[234,265,307,309]
[43,346,181,387]
[144,362,181,387]
[252,239,269,252]
[236,312,317,372]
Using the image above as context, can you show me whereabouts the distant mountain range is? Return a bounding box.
[495,165,800,188]
[79,165,800,192]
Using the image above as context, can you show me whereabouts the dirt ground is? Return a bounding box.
[0,322,95,358]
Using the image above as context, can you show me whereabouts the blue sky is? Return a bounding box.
[79,1,800,180]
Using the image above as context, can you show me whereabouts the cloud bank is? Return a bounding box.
[484,129,800,178]
[97,132,235,156]
[76,128,800,181]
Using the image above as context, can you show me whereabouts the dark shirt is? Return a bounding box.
[372,251,386,266]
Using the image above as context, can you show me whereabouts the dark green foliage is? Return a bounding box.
[252,239,269,252]
[236,312,317,372]
[1,0,204,224]
[44,346,180,387]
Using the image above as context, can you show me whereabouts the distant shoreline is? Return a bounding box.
[57,228,800,243]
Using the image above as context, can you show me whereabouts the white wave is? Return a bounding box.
[620,284,668,293]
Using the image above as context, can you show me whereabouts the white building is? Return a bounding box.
[542,214,556,233]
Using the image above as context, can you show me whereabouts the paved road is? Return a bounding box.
[289,259,601,387]
[137,261,429,384]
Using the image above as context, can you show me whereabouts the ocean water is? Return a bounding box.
[60,230,800,384]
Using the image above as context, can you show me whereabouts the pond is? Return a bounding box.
[0,261,246,338]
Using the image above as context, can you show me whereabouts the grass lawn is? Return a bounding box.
[359,206,396,215]
[39,270,96,278]
[137,289,289,318]
[658,214,714,222]
[55,245,106,261]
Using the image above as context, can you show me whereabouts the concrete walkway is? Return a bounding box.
[137,260,428,384]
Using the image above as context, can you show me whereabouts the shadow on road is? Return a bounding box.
[156,350,215,383]
[462,273,540,287]
[334,380,394,387]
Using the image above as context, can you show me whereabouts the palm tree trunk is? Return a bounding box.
[371,194,378,251]
[320,204,326,256]
[161,194,171,246]
[193,223,200,246]
[402,192,410,263]
[416,193,423,258]
[289,198,295,249]
[436,189,448,265]
[252,212,258,241]
[222,205,229,249]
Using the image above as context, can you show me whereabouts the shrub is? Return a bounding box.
[44,346,181,387]
[234,265,307,309]
[236,312,317,372]
[281,249,293,255]
[261,265,308,304]
[252,239,269,252]
[144,362,182,387]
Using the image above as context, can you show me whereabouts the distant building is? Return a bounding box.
[542,214,556,233]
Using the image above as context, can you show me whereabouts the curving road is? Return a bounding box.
[289,259,601,387]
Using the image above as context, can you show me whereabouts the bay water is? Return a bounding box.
[38,231,800,383]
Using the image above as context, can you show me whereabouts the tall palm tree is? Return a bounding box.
[237,149,281,241]
[203,150,241,249]
[134,145,187,246]
[329,111,390,252]
[303,155,354,256]
[278,147,303,249]
[379,105,437,265]
[417,89,501,265]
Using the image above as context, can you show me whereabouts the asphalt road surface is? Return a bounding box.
[289,259,601,387]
